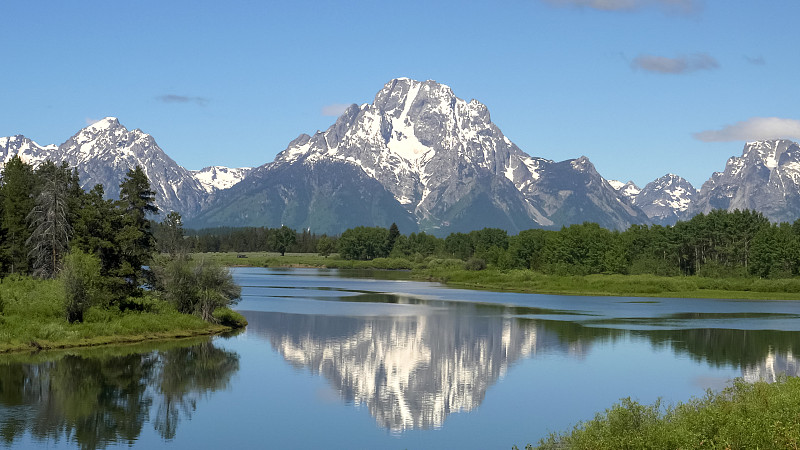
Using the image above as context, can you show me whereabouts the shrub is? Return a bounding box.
[213,308,248,328]
[153,256,242,322]
[465,258,487,271]
[60,249,104,323]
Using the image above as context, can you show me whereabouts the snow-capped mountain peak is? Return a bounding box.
[692,139,800,222]
[86,117,120,132]
[0,135,58,169]
[248,77,650,232]
[634,173,696,224]
[608,180,642,201]
[191,166,252,193]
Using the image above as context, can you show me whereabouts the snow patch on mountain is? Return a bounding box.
[609,180,641,201]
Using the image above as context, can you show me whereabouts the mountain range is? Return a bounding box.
[3,78,800,234]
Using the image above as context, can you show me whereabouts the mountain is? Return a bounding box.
[191,78,648,234]
[190,158,418,232]
[629,174,696,225]
[1,118,210,218]
[608,180,641,202]
[190,166,252,193]
[0,135,58,169]
[692,140,800,223]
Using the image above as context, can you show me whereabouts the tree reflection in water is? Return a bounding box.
[0,339,239,449]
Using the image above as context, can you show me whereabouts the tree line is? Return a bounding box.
[0,156,239,323]
[189,209,800,279]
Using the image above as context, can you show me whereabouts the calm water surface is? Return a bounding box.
[2,267,799,449]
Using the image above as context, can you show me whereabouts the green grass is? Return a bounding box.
[200,252,800,300]
[519,377,800,449]
[0,275,235,354]
[421,269,800,300]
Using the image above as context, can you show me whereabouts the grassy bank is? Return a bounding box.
[0,275,243,354]
[422,268,800,300]
[518,377,800,449]
[199,252,800,300]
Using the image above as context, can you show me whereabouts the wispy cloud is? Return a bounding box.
[744,55,766,66]
[156,94,209,106]
[693,117,800,142]
[541,0,700,14]
[321,103,353,117]
[85,117,102,126]
[631,53,718,74]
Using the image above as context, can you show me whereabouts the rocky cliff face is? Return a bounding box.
[692,140,800,223]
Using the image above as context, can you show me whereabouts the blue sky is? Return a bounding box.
[1,0,798,187]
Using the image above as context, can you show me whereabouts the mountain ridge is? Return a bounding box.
[3,80,800,232]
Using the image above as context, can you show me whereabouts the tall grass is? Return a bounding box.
[521,377,800,449]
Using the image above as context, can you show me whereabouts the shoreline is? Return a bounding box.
[0,324,233,355]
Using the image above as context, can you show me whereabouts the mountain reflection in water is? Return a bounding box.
[0,339,238,449]
[246,309,579,432]
[245,300,799,433]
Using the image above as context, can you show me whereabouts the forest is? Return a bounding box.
[184,209,800,279]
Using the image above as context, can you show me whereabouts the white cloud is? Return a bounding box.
[693,117,800,142]
[541,0,699,14]
[85,117,102,126]
[632,53,718,74]
[321,103,352,117]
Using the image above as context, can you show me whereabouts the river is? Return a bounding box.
[1,267,799,449]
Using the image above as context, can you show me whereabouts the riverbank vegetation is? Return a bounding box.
[0,157,243,353]
[185,210,800,298]
[515,376,800,449]
[184,210,800,279]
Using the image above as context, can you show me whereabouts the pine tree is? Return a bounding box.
[116,166,158,295]
[0,156,36,274]
[27,161,73,278]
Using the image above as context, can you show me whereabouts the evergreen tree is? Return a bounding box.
[71,184,122,279]
[0,156,36,274]
[116,166,158,295]
[387,223,400,253]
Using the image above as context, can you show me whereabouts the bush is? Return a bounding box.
[153,256,242,322]
[213,308,248,328]
[465,258,487,271]
[425,258,465,271]
[60,249,104,323]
